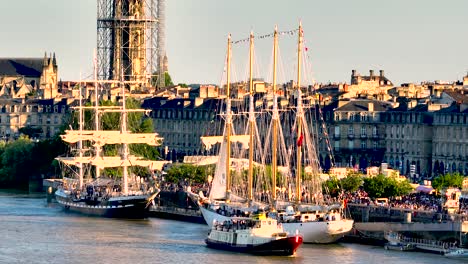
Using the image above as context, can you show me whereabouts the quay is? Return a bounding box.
[149,205,205,224]
[346,203,468,247]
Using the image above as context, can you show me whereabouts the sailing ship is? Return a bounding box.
[196,23,353,243]
[206,214,303,256]
[55,80,165,218]
[272,22,354,243]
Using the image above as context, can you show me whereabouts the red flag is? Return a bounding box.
[297,133,304,147]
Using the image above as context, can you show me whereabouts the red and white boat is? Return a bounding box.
[206,214,303,256]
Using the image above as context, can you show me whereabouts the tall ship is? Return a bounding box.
[55,82,165,218]
[195,23,353,243]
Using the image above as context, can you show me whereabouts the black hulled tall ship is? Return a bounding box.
[55,84,165,219]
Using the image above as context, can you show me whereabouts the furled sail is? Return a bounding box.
[201,134,250,151]
[61,130,163,146]
[91,156,168,170]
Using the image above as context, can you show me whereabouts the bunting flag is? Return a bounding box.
[231,29,299,45]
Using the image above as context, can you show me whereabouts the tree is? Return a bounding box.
[0,137,35,188]
[151,72,174,87]
[322,176,341,197]
[165,164,211,184]
[18,126,43,139]
[164,72,173,87]
[432,173,465,193]
[363,174,412,198]
[341,173,364,193]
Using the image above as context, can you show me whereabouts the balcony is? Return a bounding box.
[360,134,367,139]
[333,134,341,139]
[348,134,355,140]
[372,134,380,140]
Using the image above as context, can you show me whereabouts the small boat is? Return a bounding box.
[384,242,415,251]
[444,248,468,258]
[205,215,303,256]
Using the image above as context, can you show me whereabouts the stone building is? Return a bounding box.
[322,99,391,170]
[381,104,433,180]
[0,98,69,140]
[0,53,59,99]
[142,96,223,160]
[344,70,393,100]
[431,91,468,176]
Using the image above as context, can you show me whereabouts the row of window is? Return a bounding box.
[153,109,216,120]
[0,105,66,114]
[434,114,468,125]
[434,142,468,157]
[334,112,377,122]
[334,126,378,137]
[334,141,379,150]
[0,115,61,125]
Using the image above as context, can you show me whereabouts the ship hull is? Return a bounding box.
[206,236,302,256]
[200,206,353,244]
[55,190,151,219]
[281,220,354,244]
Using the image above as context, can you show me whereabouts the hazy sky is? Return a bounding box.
[1,0,467,86]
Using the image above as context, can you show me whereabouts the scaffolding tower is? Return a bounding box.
[97,0,159,90]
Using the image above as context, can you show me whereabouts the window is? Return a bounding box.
[334,141,340,151]
[348,126,354,135]
[361,126,366,137]
[334,126,340,137]
[372,126,377,136]
[361,142,366,149]
[348,140,354,149]
[373,142,378,150]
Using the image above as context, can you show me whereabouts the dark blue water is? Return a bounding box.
[0,193,465,264]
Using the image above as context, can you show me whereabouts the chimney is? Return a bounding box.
[380,70,384,78]
[369,70,374,77]
[352,69,356,77]
[368,102,374,112]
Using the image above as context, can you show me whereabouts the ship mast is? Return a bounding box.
[271,26,279,209]
[94,49,101,178]
[121,76,129,195]
[247,31,254,204]
[295,22,303,205]
[225,34,232,203]
[78,77,84,190]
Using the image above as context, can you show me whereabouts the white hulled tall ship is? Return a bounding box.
[197,23,353,243]
[55,82,165,218]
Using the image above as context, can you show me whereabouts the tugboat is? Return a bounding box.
[205,214,303,256]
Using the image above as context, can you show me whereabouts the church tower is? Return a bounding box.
[40,52,58,99]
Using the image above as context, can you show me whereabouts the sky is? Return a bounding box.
[0,0,467,86]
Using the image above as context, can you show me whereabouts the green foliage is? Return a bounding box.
[432,173,465,193]
[341,174,364,193]
[151,72,174,87]
[165,164,212,184]
[0,138,34,187]
[178,83,188,88]
[322,173,364,197]
[165,72,174,87]
[322,176,341,197]
[0,135,67,189]
[18,126,43,138]
[363,174,413,199]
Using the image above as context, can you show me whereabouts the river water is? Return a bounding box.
[0,192,465,264]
